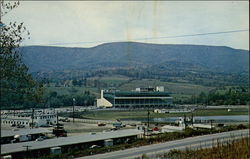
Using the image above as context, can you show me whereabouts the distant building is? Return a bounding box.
[1,110,57,127]
[156,86,164,92]
[96,90,113,108]
[96,86,173,108]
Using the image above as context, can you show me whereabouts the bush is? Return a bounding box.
[237,124,247,129]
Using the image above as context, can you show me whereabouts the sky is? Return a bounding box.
[2,1,249,50]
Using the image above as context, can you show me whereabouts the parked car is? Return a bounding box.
[152,127,159,131]
[11,124,16,127]
[89,145,101,149]
[11,134,31,143]
[35,136,47,141]
[110,128,117,131]
[63,118,70,122]
[35,137,44,141]
[17,125,25,128]
[98,123,106,126]
[53,125,67,137]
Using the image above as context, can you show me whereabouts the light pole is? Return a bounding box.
[113,90,116,108]
[145,98,150,135]
[31,108,34,128]
[147,106,150,131]
[23,145,32,158]
[72,98,75,123]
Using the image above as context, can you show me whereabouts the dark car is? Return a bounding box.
[11,124,16,127]
[17,125,25,128]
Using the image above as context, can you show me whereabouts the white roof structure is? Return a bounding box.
[161,125,185,132]
[1,129,143,155]
[1,128,52,138]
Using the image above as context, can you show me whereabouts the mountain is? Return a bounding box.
[20,42,249,74]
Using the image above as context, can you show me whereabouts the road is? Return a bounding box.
[76,129,249,159]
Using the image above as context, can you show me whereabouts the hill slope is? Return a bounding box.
[20,42,249,74]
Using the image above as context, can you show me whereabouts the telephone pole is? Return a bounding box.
[23,145,32,158]
[72,98,75,123]
[31,108,34,128]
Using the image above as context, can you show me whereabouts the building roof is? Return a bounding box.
[1,118,30,121]
[1,128,52,138]
[105,91,171,98]
[1,129,143,155]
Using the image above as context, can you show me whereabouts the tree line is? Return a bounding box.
[175,87,249,105]
[43,90,95,108]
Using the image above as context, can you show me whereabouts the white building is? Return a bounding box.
[96,90,113,108]
[161,117,187,132]
[161,125,185,132]
[1,110,57,127]
[156,86,164,92]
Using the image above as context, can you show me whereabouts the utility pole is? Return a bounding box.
[23,145,31,151]
[145,98,150,135]
[31,108,34,128]
[56,111,58,126]
[114,90,116,108]
[209,120,214,133]
[23,145,32,158]
[191,113,194,126]
[147,107,150,130]
[72,98,75,123]
[184,114,187,128]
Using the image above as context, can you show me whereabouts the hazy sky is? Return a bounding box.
[2,1,249,49]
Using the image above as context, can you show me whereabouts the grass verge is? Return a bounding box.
[137,137,250,159]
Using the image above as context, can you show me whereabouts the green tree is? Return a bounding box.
[72,79,78,86]
[198,92,207,104]
[0,1,43,109]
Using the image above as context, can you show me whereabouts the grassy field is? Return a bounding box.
[76,109,248,120]
[193,108,249,116]
[44,78,215,100]
[119,79,214,95]
[90,75,130,86]
[148,137,250,159]
[44,86,100,96]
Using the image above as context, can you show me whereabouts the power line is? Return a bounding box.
[25,29,249,46]
[134,29,249,41]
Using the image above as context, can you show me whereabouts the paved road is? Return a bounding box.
[76,129,249,159]
[61,117,141,125]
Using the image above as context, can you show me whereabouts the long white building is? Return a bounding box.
[1,109,57,127]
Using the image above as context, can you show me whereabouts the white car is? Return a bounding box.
[35,136,45,141]
[89,145,101,149]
